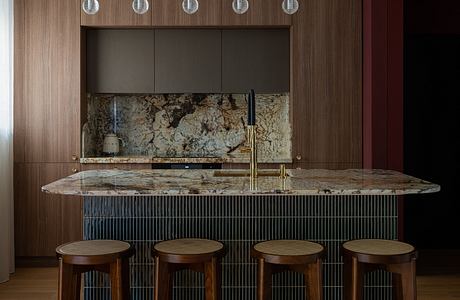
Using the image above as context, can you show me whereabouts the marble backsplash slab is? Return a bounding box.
[85,93,291,162]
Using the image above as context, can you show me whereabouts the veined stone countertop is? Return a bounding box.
[79,155,292,164]
[42,169,440,196]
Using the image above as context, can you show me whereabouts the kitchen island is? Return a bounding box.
[42,169,439,300]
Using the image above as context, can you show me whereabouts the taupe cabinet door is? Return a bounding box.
[87,29,155,94]
[154,29,222,93]
[222,29,290,93]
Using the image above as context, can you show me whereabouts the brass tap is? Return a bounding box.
[247,125,258,181]
[279,164,286,179]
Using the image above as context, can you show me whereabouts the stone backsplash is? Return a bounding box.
[84,93,291,162]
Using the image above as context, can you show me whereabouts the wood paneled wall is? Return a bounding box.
[14,163,81,256]
[15,0,80,164]
[14,0,82,257]
[291,0,362,168]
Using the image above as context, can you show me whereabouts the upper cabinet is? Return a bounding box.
[15,0,80,163]
[152,0,221,26]
[291,0,362,166]
[222,29,289,93]
[87,29,155,93]
[81,0,152,26]
[222,0,291,26]
[86,29,289,94]
[155,29,222,93]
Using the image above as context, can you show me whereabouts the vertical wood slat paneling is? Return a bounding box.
[14,163,82,256]
[17,0,80,163]
[84,195,397,299]
[291,0,362,166]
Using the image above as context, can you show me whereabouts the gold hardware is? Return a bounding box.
[72,155,78,161]
[247,125,258,180]
[296,154,302,161]
[72,168,78,173]
[239,147,252,153]
[279,164,286,179]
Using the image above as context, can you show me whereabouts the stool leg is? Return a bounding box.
[304,259,323,300]
[58,258,81,300]
[110,257,131,300]
[154,256,173,300]
[257,258,273,300]
[388,260,417,300]
[204,257,222,300]
[343,256,364,300]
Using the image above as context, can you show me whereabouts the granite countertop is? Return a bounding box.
[79,155,292,164]
[41,169,440,196]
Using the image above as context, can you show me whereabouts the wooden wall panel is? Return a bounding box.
[291,0,362,166]
[13,0,25,163]
[14,163,40,256]
[14,163,81,257]
[22,0,80,163]
[221,0,291,26]
[39,163,81,255]
[81,0,152,26]
[152,0,221,26]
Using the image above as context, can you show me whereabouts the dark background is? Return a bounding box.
[404,0,460,249]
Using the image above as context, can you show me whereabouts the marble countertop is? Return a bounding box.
[41,169,440,196]
[80,155,292,164]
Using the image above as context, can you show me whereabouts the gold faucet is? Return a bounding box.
[247,125,258,180]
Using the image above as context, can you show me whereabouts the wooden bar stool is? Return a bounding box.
[152,238,226,300]
[56,240,135,300]
[341,239,418,300]
[251,240,326,300]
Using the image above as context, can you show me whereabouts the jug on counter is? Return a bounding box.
[103,133,124,156]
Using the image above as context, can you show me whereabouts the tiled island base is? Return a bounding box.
[83,195,398,300]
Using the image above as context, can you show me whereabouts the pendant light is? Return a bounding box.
[281,0,299,14]
[182,0,199,14]
[82,0,100,15]
[232,0,249,14]
[132,0,149,14]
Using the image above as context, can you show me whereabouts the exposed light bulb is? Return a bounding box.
[232,0,249,14]
[82,0,100,15]
[132,0,149,14]
[182,0,199,14]
[282,0,299,14]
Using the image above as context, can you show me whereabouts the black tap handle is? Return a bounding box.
[248,89,256,125]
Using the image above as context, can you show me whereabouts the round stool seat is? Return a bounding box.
[56,240,134,265]
[153,238,225,264]
[251,240,325,265]
[342,239,417,264]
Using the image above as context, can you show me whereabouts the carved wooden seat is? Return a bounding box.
[56,240,135,300]
[251,240,326,300]
[341,239,417,300]
[152,238,226,300]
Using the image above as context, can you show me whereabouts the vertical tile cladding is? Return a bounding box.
[84,195,397,299]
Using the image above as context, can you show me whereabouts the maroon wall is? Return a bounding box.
[363,0,403,171]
